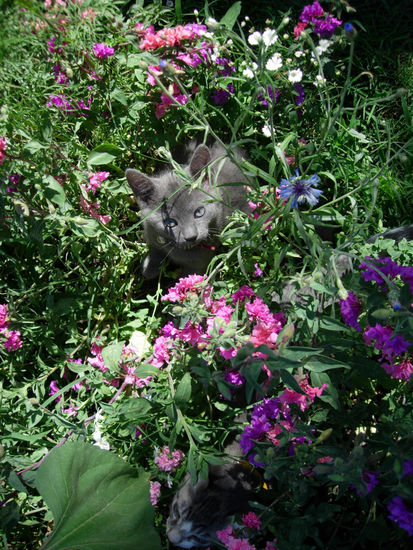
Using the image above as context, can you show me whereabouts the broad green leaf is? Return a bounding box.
[120,397,152,419]
[220,1,242,30]
[43,176,67,208]
[101,341,125,372]
[175,372,192,405]
[305,356,350,373]
[87,143,123,166]
[134,364,161,378]
[35,441,160,550]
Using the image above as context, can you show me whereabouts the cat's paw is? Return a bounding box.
[142,255,161,279]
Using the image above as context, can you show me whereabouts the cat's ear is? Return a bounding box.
[125,169,155,204]
[189,144,211,178]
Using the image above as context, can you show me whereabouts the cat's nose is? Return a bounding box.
[184,235,197,242]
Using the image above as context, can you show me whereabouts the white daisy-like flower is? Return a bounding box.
[262,124,272,138]
[266,53,283,71]
[242,62,258,78]
[316,39,331,55]
[248,31,262,45]
[262,29,278,46]
[288,68,303,83]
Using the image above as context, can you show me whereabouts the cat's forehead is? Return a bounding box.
[162,185,208,211]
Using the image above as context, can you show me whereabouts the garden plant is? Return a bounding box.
[0,0,412,549]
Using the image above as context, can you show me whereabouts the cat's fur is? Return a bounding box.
[166,442,259,548]
[125,142,249,279]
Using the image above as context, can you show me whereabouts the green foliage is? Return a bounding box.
[0,0,412,549]
[35,441,160,550]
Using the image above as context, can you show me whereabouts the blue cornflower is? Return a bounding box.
[280,170,323,208]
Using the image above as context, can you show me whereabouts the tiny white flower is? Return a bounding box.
[206,17,219,30]
[283,17,290,24]
[288,68,303,83]
[262,124,272,138]
[241,21,246,27]
[262,29,278,46]
[266,53,283,71]
[295,50,305,58]
[286,58,293,63]
[242,62,257,78]
[283,33,289,40]
[248,31,262,45]
[314,74,326,86]
[316,39,331,55]
[193,9,199,16]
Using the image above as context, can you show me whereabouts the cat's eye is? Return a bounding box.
[194,206,205,218]
[164,218,178,228]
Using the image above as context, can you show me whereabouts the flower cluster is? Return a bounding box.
[297,1,342,39]
[93,43,114,59]
[339,257,412,381]
[154,446,185,473]
[84,171,110,194]
[387,497,413,536]
[0,303,22,352]
[217,523,277,550]
[46,93,92,116]
[240,374,327,464]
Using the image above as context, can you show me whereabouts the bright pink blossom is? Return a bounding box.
[0,304,9,329]
[4,330,22,351]
[0,137,7,165]
[85,171,110,194]
[93,43,114,59]
[161,275,207,302]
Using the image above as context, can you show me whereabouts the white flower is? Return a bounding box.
[262,29,278,46]
[129,330,151,359]
[248,31,262,45]
[242,62,257,78]
[288,68,303,83]
[93,412,110,450]
[314,74,326,86]
[206,17,219,30]
[295,50,305,58]
[266,53,282,71]
[262,124,272,138]
[316,39,331,56]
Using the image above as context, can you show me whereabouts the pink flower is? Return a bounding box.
[85,171,110,194]
[49,380,61,402]
[227,538,256,550]
[232,286,255,304]
[93,43,114,59]
[383,358,413,381]
[279,374,327,411]
[317,456,334,463]
[81,8,97,20]
[154,446,184,473]
[149,481,161,506]
[217,525,234,544]
[0,137,7,165]
[79,196,111,225]
[0,304,9,329]
[242,511,261,530]
[161,275,207,302]
[254,263,263,277]
[4,330,22,351]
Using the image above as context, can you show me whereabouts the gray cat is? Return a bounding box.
[125,142,249,279]
[166,442,259,548]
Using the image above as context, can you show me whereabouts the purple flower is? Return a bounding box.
[363,324,410,362]
[258,85,280,107]
[403,460,413,476]
[224,370,246,386]
[359,471,380,495]
[300,2,324,23]
[387,497,413,536]
[339,291,362,332]
[215,57,236,76]
[313,16,342,38]
[280,170,322,208]
[93,43,115,59]
[294,84,305,106]
[212,85,233,105]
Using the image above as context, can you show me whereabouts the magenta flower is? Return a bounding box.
[93,43,114,59]
[161,274,207,303]
[242,511,261,530]
[300,1,324,23]
[0,136,7,165]
[339,290,362,332]
[0,304,9,329]
[4,330,22,351]
[254,263,263,277]
[363,324,410,362]
[85,171,110,194]
[231,285,255,304]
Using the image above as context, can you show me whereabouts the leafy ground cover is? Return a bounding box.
[0,1,412,549]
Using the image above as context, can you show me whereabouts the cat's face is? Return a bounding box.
[146,183,219,249]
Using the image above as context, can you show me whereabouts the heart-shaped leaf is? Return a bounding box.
[35,441,160,550]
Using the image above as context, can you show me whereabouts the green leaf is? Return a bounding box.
[305,356,350,373]
[0,501,20,535]
[279,370,306,394]
[87,143,123,166]
[120,397,152,420]
[134,364,161,378]
[101,341,125,372]
[175,372,192,405]
[35,441,160,550]
[220,1,241,30]
[43,176,67,208]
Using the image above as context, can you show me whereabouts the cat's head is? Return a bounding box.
[166,462,255,548]
[125,145,220,249]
